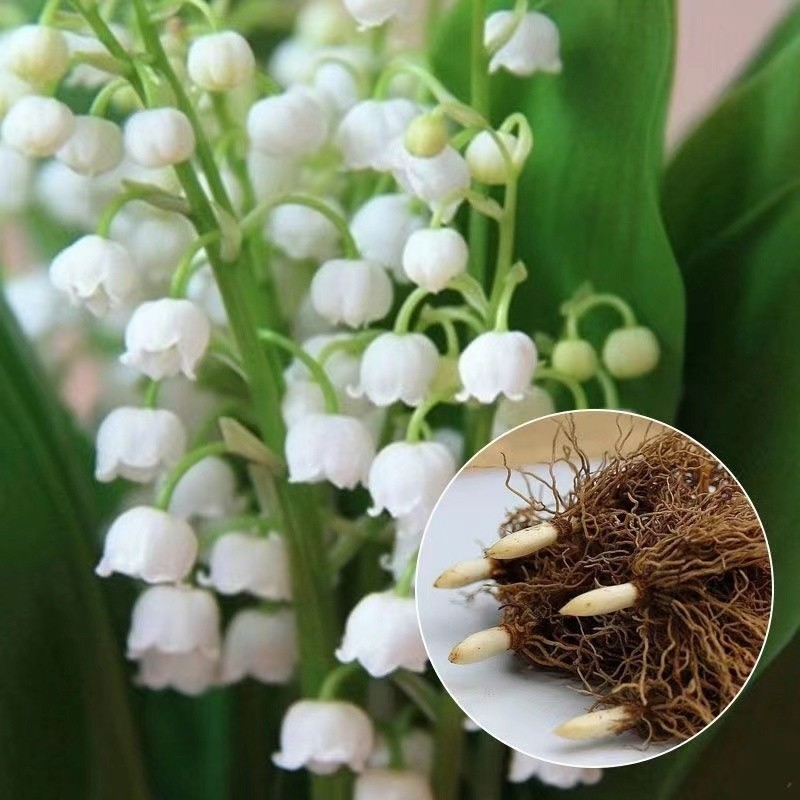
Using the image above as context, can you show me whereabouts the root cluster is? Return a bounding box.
[495,420,771,742]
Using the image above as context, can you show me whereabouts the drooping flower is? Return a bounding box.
[273,700,374,775]
[95,405,186,483]
[507,750,602,788]
[124,108,196,168]
[350,333,439,407]
[2,25,70,86]
[465,131,518,185]
[368,441,456,519]
[492,386,556,437]
[49,234,140,316]
[551,338,598,382]
[56,115,124,176]
[127,585,221,658]
[187,31,256,91]
[96,506,198,583]
[281,379,327,428]
[342,0,409,29]
[200,532,292,601]
[313,61,360,115]
[121,298,211,380]
[268,202,342,261]
[136,649,219,696]
[602,326,660,379]
[286,413,375,489]
[402,227,468,293]
[457,331,536,403]
[485,12,563,76]
[336,98,417,170]
[1,95,75,157]
[221,608,297,685]
[311,258,393,327]
[354,769,433,800]
[167,456,241,520]
[336,591,427,677]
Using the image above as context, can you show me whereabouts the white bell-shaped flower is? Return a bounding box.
[0,144,32,213]
[124,108,196,168]
[56,115,124,176]
[336,591,427,677]
[355,769,433,800]
[2,25,70,85]
[168,455,240,520]
[343,0,409,29]
[200,532,292,601]
[286,413,375,489]
[313,61,360,115]
[128,585,221,658]
[273,700,374,775]
[507,750,602,788]
[281,379,327,428]
[385,508,428,580]
[49,234,140,316]
[351,194,426,280]
[136,649,219,695]
[248,150,300,201]
[121,298,211,380]
[402,228,468,293]
[248,86,328,158]
[493,386,555,437]
[602,326,660,379]
[1,95,75,157]
[311,259,393,327]
[0,71,33,119]
[368,729,433,774]
[368,441,456,518]
[221,608,297,685]
[351,333,439,407]
[457,331,536,403]
[485,12,562,76]
[187,30,256,91]
[336,98,417,170]
[465,131,517,185]
[95,405,186,482]
[268,202,341,261]
[96,506,198,583]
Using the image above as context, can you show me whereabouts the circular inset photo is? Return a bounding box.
[415,410,773,769]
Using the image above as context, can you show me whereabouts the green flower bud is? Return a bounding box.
[404,112,449,158]
[551,338,598,382]
[602,326,660,379]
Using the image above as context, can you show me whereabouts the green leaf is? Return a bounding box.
[0,296,149,799]
[434,0,685,420]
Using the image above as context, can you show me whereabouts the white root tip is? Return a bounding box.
[448,626,512,664]
[554,706,634,740]
[434,557,496,589]
[485,522,559,559]
[559,582,640,616]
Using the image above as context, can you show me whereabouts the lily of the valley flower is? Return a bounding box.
[56,115,124,176]
[95,405,186,482]
[343,0,409,29]
[336,590,427,677]
[167,455,240,520]
[402,227,468,293]
[121,298,211,380]
[507,750,602,788]
[457,331,537,403]
[187,31,256,91]
[49,234,140,316]
[354,769,433,800]
[221,608,297,685]
[492,386,556,437]
[281,379,327,428]
[485,12,563,77]
[268,202,341,261]
[127,585,221,658]
[124,108,196,168]
[286,413,375,489]
[351,332,439,407]
[2,95,75,157]
[551,338,598,382]
[136,649,218,695]
[368,440,456,519]
[311,258,393,327]
[273,700,374,775]
[200,532,292,601]
[2,25,70,86]
[0,72,32,120]
[465,131,518,185]
[96,506,197,582]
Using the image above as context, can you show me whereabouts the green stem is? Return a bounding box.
[155,441,228,510]
[88,77,129,117]
[394,550,418,597]
[170,231,220,297]
[534,367,589,409]
[96,186,167,237]
[143,379,160,408]
[565,293,638,337]
[492,261,527,331]
[406,393,445,443]
[489,176,519,310]
[394,287,430,334]
[318,663,361,701]
[432,693,464,800]
[596,367,621,409]
[392,672,439,723]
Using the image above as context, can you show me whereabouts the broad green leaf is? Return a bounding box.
[434,0,685,420]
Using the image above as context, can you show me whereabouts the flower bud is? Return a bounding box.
[95,405,187,483]
[336,591,427,677]
[221,608,297,685]
[124,108,196,168]
[343,0,409,29]
[351,332,439,407]
[286,412,375,489]
[368,440,456,518]
[127,585,221,658]
[601,326,660,379]
[337,98,418,170]
[273,700,374,775]
[136,650,218,696]
[404,112,448,158]
[311,258,393,327]
[1,96,75,157]
[247,86,328,158]
[187,31,256,91]
[0,144,33,213]
[49,234,140,316]
[493,386,555,437]
[551,338,598,382]
[351,194,426,280]
[465,131,517,185]
[2,25,70,86]
[121,298,211,380]
[96,506,198,583]
[0,72,32,119]
[402,227,468,293]
[485,12,562,77]
[56,115,124,176]
[168,455,240,520]
[507,750,602,788]
[355,769,433,800]
[268,202,341,261]
[201,532,292,601]
[457,331,536,403]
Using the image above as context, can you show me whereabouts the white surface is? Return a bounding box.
[415,465,674,769]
